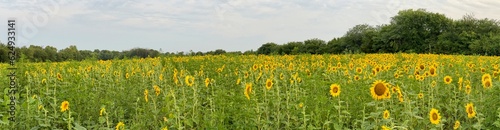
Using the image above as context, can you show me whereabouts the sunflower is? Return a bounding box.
[60,101,69,112]
[354,75,360,81]
[381,125,390,130]
[429,108,441,125]
[100,107,106,116]
[383,110,390,119]
[144,89,149,102]
[453,120,460,130]
[431,80,437,87]
[444,76,452,84]
[330,84,340,97]
[429,66,437,76]
[153,85,161,96]
[482,73,491,82]
[356,67,362,74]
[244,72,249,79]
[116,121,125,130]
[299,102,304,108]
[57,73,63,81]
[482,79,492,89]
[252,64,258,71]
[465,103,476,118]
[465,84,472,95]
[244,83,252,100]
[370,80,389,100]
[372,69,378,76]
[458,77,463,90]
[41,78,47,84]
[419,64,425,70]
[265,79,273,90]
[236,78,241,85]
[205,78,210,88]
[280,73,284,80]
[185,75,194,87]
[418,93,424,99]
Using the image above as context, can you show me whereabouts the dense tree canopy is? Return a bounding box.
[1,9,499,63]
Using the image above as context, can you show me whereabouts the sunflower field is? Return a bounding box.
[1,53,500,129]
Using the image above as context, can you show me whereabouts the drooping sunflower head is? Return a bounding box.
[482,73,491,82]
[244,83,252,100]
[465,103,476,118]
[429,108,441,125]
[383,110,390,119]
[444,76,452,84]
[465,84,472,95]
[205,78,210,87]
[57,73,63,81]
[370,80,389,100]
[265,79,273,90]
[60,101,69,112]
[453,120,460,130]
[330,84,340,97]
[153,85,161,96]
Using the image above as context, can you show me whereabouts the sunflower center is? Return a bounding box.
[432,113,438,120]
[485,81,491,87]
[374,83,386,96]
[430,68,435,75]
[467,106,473,114]
[267,82,272,87]
[446,78,450,82]
[332,87,338,93]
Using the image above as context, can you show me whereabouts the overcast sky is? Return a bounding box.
[1,0,500,53]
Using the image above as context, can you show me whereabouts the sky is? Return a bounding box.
[1,0,500,53]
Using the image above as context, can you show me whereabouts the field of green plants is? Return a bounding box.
[1,53,500,129]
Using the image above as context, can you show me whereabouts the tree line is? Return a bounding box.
[256,9,500,55]
[1,9,500,63]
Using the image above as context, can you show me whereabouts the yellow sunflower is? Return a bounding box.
[185,75,194,87]
[57,73,63,81]
[116,121,125,130]
[418,93,424,99]
[465,103,476,118]
[153,85,161,96]
[144,89,149,102]
[60,101,69,112]
[356,67,363,74]
[429,108,441,125]
[205,78,210,88]
[429,66,437,77]
[381,125,391,130]
[100,107,106,116]
[244,83,252,100]
[482,73,491,82]
[482,79,492,89]
[370,80,389,100]
[453,120,460,130]
[458,77,463,90]
[383,110,390,119]
[444,76,452,84]
[330,84,340,97]
[465,84,472,95]
[265,79,273,90]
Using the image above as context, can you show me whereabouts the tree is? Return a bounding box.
[303,38,326,54]
[386,9,452,53]
[256,42,278,55]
